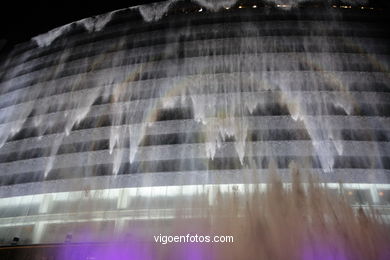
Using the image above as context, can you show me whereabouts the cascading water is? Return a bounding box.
[0,0,389,258]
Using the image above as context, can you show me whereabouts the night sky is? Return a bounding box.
[0,0,389,53]
[0,0,164,53]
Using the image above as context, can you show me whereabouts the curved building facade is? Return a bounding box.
[0,0,389,245]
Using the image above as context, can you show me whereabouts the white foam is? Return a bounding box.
[32,9,120,47]
[33,24,73,47]
[137,0,179,22]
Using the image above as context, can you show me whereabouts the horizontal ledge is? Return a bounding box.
[1,52,389,97]
[1,70,388,110]
[7,18,387,71]
[1,115,390,154]
[0,168,389,198]
[1,90,390,128]
[0,140,389,174]
[4,35,389,82]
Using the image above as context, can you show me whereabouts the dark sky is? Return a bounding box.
[1,0,389,52]
[0,0,164,52]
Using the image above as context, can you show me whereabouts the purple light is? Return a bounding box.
[56,239,154,260]
[173,243,210,260]
[302,237,349,260]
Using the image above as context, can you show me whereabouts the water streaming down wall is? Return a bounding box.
[0,0,389,245]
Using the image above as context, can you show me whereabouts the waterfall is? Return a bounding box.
[0,0,388,248]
